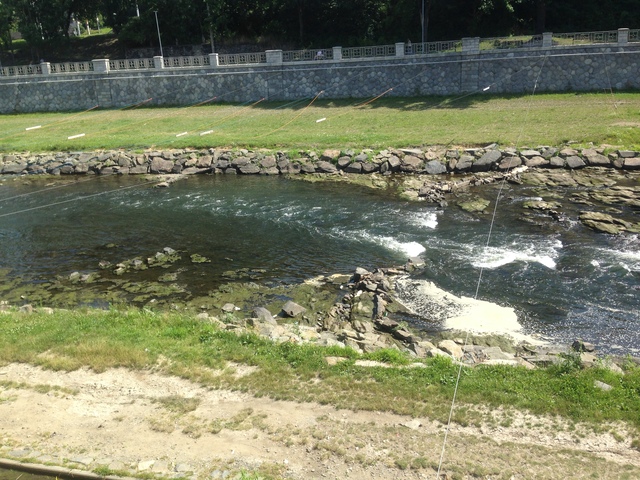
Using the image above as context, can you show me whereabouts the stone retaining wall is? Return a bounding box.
[1,145,639,177]
[1,44,639,113]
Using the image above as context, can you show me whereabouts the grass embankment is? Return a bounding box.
[0,92,639,153]
[1,308,639,437]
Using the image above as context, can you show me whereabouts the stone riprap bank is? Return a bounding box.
[1,43,639,113]
[2,145,639,179]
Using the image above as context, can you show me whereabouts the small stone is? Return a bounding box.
[400,419,422,430]
[138,460,155,471]
[174,463,193,473]
[594,380,613,391]
[221,303,236,313]
[572,339,595,352]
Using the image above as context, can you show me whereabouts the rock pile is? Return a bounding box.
[185,263,633,374]
[1,145,639,176]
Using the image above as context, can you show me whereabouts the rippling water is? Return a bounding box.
[0,175,638,353]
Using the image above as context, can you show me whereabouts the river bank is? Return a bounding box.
[2,145,640,178]
[0,146,638,353]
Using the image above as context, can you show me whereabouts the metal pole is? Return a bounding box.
[421,0,425,44]
[154,10,163,57]
[206,2,215,53]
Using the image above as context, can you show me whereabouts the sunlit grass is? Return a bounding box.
[1,308,639,431]
[0,92,638,153]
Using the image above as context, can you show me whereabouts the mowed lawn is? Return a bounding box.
[0,92,639,153]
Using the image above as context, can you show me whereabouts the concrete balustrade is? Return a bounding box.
[1,28,638,112]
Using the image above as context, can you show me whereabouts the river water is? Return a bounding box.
[0,174,638,354]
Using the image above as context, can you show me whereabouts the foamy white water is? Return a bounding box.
[471,239,562,270]
[407,210,438,230]
[394,277,544,344]
[376,236,426,258]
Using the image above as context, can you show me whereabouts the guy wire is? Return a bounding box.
[0,176,104,203]
[436,53,549,479]
[0,178,161,219]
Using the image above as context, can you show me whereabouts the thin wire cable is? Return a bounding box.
[0,105,99,143]
[600,52,619,111]
[436,54,549,480]
[255,91,324,138]
[0,178,161,219]
[0,176,104,203]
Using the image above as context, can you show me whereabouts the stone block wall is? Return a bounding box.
[0,44,638,113]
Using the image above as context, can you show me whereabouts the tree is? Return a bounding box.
[0,0,16,55]
[10,0,102,45]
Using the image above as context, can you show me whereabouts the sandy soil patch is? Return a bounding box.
[1,363,639,479]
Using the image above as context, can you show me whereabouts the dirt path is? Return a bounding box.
[1,363,639,479]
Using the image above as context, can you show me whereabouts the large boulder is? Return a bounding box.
[565,156,586,169]
[251,307,277,325]
[400,155,423,173]
[316,161,338,173]
[454,155,474,172]
[523,156,549,168]
[149,158,174,173]
[438,340,464,359]
[472,150,501,172]
[344,162,363,174]
[584,152,610,166]
[579,211,633,234]
[498,156,522,170]
[239,164,260,174]
[624,158,640,170]
[259,156,277,169]
[281,301,307,318]
[2,163,27,174]
[424,160,447,175]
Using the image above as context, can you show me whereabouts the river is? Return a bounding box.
[0,174,638,354]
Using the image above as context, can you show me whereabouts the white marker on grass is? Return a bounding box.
[68,133,85,140]
[316,117,326,123]
[25,125,42,131]
[176,132,188,137]
[200,130,214,136]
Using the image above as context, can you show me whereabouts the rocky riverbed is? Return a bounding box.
[1,145,640,480]
[1,144,639,359]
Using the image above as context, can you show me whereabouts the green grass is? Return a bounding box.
[1,308,639,431]
[0,92,639,153]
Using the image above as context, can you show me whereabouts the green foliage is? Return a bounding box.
[362,348,411,365]
[1,307,640,429]
[3,0,640,62]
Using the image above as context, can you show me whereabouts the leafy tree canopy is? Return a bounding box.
[1,0,638,59]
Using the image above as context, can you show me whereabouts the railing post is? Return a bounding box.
[542,32,553,48]
[618,28,629,45]
[332,46,342,61]
[92,59,110,73]
[462,37,480,54]
[40,62,52,75]
[153,56,164,69]
[266,50,283,65]
[208,53,219,68]
[395,42,405,57]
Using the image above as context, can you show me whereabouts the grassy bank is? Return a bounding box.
[0,92,639,153]
[1,308,639,435]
